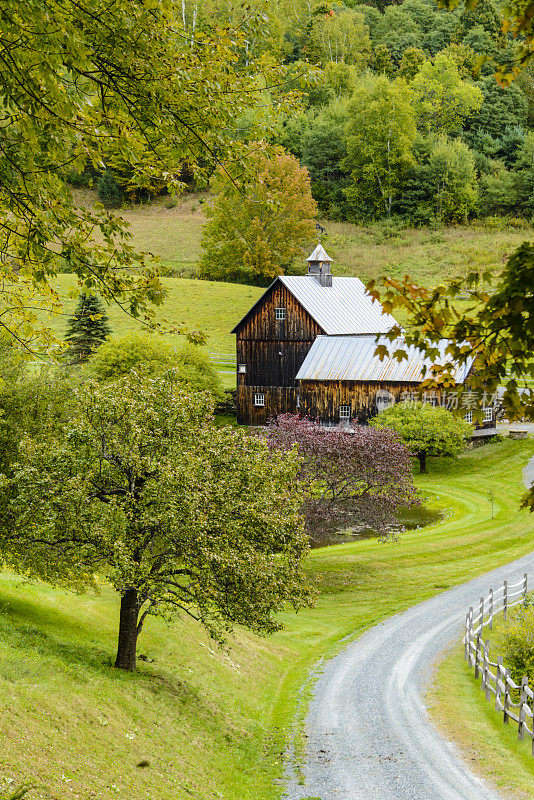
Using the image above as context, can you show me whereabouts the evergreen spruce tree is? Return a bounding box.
[65,293,112,364]
[97,170,123,208]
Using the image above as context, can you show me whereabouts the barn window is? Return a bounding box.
[464,410,473,423]
[483,407,493,422]
[238,364,247,374]
[275,307,286,321]
[339,405,351,419]
[254,393,265,407]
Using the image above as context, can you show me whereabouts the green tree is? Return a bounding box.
[479,163,518,214]
[65,293,112,364]
[370,401,473,473]
[427,136,479,222]
[198,149,317,286]
[97,171,123,209]
[0,0,298,352]
[396,136,478,223]
[371,44,396,77]
[301,100,351,218]
[307,8,371,67]
[1,375,310,670]
[374,7,423,64]
[411,54,483,135]
[463,77,529,142]
[512,131,534,215]
[398,47,426,81]
[87,333,223,399]
[458,0,502,43]
[344,75,417,218]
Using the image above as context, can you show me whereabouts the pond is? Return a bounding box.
[309,505,444,549]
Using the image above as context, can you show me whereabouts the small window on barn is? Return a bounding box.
[275,307,286,321]
[254,393,265,407]
[483,407,493,422]
[339,405,351,420]
[464,410,473,423]
[238,364,247,374]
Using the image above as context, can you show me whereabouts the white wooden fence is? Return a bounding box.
[464,573,534,752]
[209,351,235,375]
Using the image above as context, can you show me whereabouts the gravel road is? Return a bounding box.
[285,456,534,800]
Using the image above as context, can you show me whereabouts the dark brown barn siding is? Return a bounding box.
[299,380,445,424]
[235,283,323,342]
[235,280,324,422]
[237,340,316,387]
[237,387,298,426]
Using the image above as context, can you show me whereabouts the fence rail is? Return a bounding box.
[464,573,533,751]
[208,352,235,375]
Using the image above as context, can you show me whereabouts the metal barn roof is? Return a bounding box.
[278,276,397,335]
[296,335,474,384]
[232,275,397,335]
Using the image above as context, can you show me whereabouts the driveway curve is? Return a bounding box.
[286,456,534,800]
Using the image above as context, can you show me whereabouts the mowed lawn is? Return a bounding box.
[0,439,533,800]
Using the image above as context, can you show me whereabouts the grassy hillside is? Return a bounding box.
[1,438,533,799]
[44,274,262,356]
[74,190,534,285]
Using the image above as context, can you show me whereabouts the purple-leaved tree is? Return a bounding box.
[265,415,418,541]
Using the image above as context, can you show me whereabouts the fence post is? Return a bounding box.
[504,581,508,621]
[480,596,485,630]
[519,677,528,741]
[475,632,481,678]
[489,588,494,630]
[524,573,528,604]
[484,642,491,701]
[468,606,473,666]
[496,658,503,711]
[464,612,470,660]
[481,642,487,695]
[503,668,511,724]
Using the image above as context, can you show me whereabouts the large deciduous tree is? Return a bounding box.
[411,54,483,135]
[0,0,298,352]
[198,149,317,286]
[0,376,310,670]
[370,402,473,473]
[344,75,417,218]
[266,414,418,538]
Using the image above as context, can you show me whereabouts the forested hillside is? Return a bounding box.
[80,0,534,231]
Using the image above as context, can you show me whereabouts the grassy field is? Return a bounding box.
[40,274,263,388]
[430,647,534,799]
[1,438,533,799]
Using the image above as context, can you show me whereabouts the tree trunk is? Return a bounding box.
[115,588,140,671]
[418,450,427,474]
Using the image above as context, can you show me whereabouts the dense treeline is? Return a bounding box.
[69,0,534,225]
[274,0,534,223]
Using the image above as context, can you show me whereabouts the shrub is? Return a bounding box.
[492,603,534,685]
[86,333,224,399]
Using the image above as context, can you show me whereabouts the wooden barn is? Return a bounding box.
[232,244,397,425]
[232,245,497,433]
